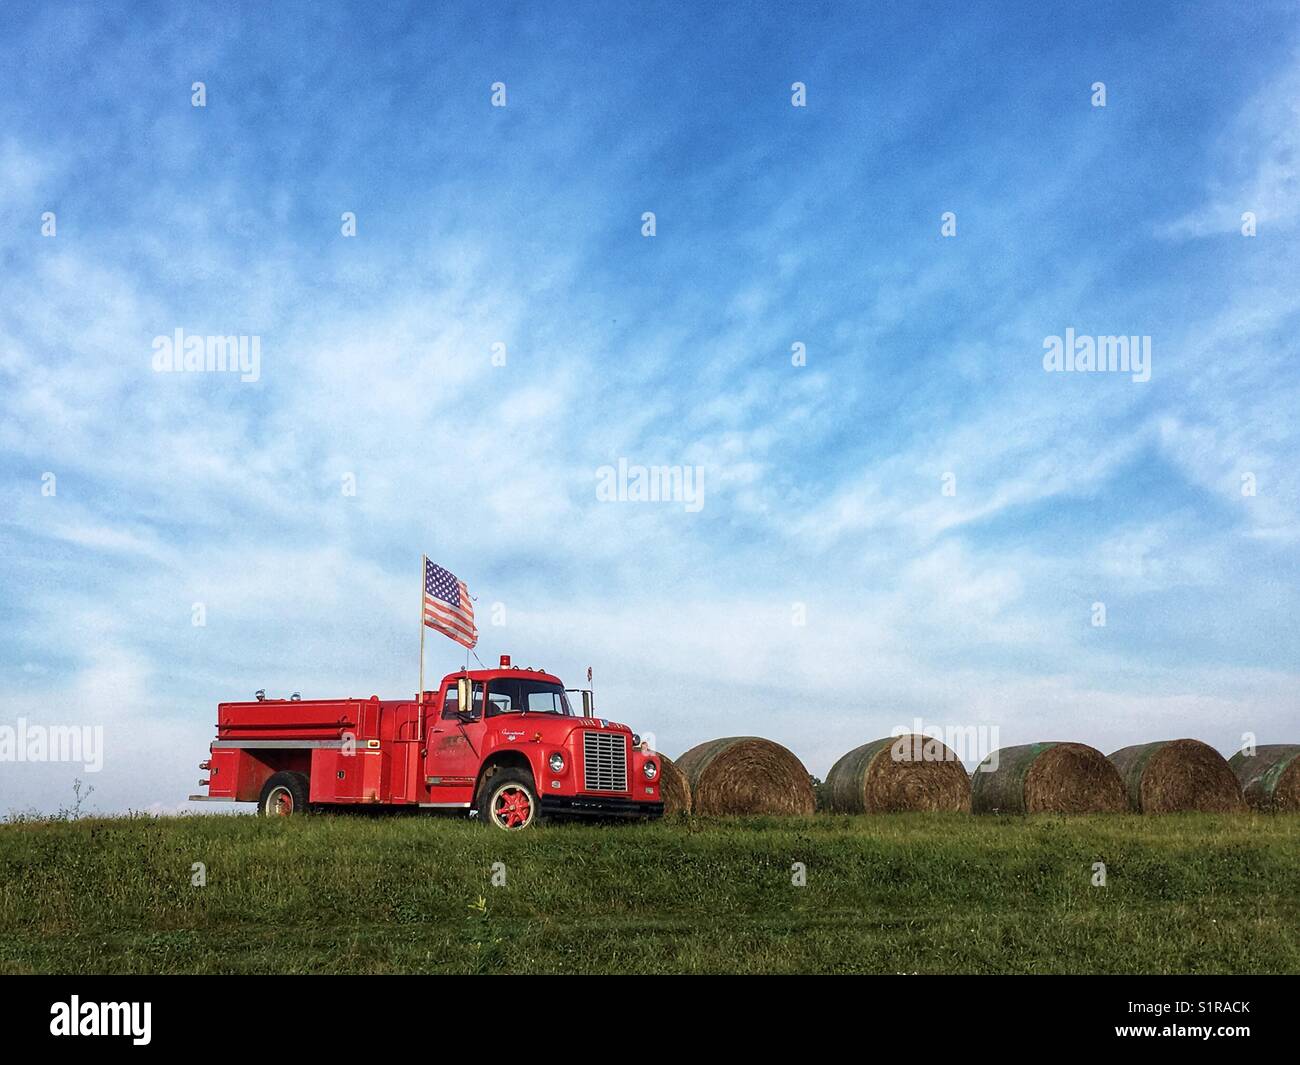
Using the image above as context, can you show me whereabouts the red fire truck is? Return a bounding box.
[189,656,664,830]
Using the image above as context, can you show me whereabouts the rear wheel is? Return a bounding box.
[257,771,310,817]
[478,769,538,831]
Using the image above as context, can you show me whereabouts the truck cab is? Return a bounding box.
[426,662,661,827]
[191,655,664,830]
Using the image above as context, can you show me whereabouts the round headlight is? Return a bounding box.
[548,752,565,773]
[643,760,658,780]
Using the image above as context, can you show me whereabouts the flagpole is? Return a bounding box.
[418,555,427,741]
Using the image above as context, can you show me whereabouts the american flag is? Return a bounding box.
[423,558,477,649]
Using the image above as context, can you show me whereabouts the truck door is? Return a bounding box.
[425,679,484,801]
[388,703,422,804]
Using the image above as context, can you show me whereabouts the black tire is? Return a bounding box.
[257,771,311,817]
[475,767,539,831]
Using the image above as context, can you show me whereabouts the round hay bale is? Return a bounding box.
[1107,739,1244,813]
[826,734,971,813]
[1228,745,1300,813]
[971,742,1127,815]
[656,753,692,816]
[674,736,815,816]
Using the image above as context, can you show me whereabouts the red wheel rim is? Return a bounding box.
[269,788,293,816]
[493,785,532,828]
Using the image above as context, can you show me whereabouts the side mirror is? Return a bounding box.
[582,691,593,716]
[456,676,471,713]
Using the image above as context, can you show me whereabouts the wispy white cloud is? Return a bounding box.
[1160,53,1300,237]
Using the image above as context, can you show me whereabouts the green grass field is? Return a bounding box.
[1,812,1297,974]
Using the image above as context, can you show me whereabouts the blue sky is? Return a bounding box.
[2,2,1298,813]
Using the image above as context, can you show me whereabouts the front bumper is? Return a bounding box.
[540,794,664,819]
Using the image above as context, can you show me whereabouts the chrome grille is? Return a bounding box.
[583,731,628,792]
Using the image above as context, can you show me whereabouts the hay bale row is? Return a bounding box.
[1228,745,1300,812]
[665,734,1299,818]
[971,742,1127,814]
[674,737,815,815]
[826,734,971,813]
[1107,739,1244,813]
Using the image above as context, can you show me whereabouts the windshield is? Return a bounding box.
[485,678,573,717]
